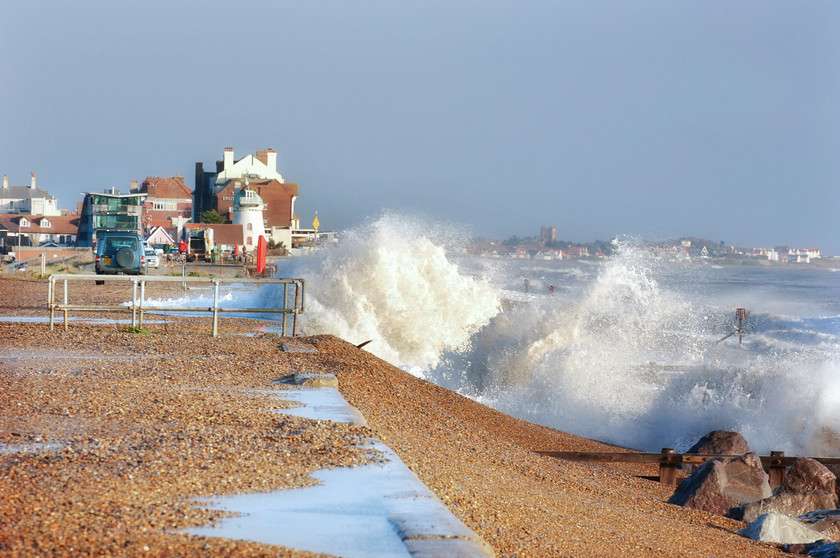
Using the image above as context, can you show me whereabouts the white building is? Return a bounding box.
[0,174,61,216]
[231,177,267,249]
[215,148,285,190]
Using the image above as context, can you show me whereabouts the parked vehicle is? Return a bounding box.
[95,231,147,279]
[188,228,215,262]
[144,245,160,269]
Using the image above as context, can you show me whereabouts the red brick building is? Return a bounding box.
[137,176,193,241]
[216,178,298,229]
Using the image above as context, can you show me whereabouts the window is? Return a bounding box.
[19,217,29,227]
[246,223,253,231]
[153,201,177,211]
[40,219,51,228]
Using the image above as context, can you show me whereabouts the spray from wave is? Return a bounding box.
[284,214,500,367]
[276,218,840,457]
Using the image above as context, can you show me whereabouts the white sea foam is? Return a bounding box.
[280,214,500,368]
[160,216,840,457]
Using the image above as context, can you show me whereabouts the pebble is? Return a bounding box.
[0,278,787,557]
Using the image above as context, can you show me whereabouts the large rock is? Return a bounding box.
[781,458,837,496]
[827,465,840,500]
[738,512,825,544]
[668,452,771,516]
[783,541,840,558]
[736,459,839,523]
[798,509,840,541]
[683,430,751,473]
[739,492,839,524]
[687,430,751,456]
[807,541,840,558]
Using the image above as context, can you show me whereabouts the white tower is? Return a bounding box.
[232,176,267,248]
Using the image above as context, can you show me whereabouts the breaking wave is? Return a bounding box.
[174,215,840,457]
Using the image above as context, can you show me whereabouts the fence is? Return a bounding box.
[47,273,305,337]
[535,449,840,487]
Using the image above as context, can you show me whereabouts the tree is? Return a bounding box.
[202,209,226,224]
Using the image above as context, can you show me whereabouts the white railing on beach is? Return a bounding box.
[47,274,305,337]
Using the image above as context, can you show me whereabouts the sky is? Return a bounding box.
[2,1,839,253]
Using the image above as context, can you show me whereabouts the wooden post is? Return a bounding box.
[659,448,678,486]
[768,451,786,488]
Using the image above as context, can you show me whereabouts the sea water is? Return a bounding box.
[234,215,840,457]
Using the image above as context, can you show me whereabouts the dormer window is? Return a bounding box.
[40,218,51,228]
[19,217,30,227]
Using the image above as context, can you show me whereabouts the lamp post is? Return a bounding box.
[17,218,23,258]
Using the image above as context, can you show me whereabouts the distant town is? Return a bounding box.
[0,148,832,266]
[0,147,330,263]
[469,226,834,265]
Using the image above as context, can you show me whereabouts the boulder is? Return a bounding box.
[736,459,839,523]
[808,541,840,558]
[683,430,751,473]
[827,465,840,499]
[738,512,825,545]
[687,430,751,456]
[739,491,839,524]
[798,509,840,541]
[782,540,840,558]
[782,459,838,496]
[668,452,771,516]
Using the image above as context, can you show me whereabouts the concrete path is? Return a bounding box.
[186,373,494,558]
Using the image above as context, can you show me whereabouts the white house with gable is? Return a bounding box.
[214,148,285,192]
[0,174,61,216]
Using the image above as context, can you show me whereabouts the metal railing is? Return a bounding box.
[47,274,305,337]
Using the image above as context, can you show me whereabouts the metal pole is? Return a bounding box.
[131,280,138,329]
[292,281,301,336]
[212,280,219,337]
[48,276,55,330]
[139,280,145,329]
[63,279,68,331]
[282,283,288,336]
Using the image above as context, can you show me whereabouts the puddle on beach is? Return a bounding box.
[270,387,367,425]
[185,440,427,558]
[0,316,166,324]
[0,442,64,455]
[183,388,453,558]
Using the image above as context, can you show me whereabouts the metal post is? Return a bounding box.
[139,280,145,329]
[768,451,786,488]
[48,276,55,330]
[282,283,288,337]
[40,252,46,277]
[131,280,138,329]
[293,281,301,337]
[659,448,678,486]
[63,279,69,331]
[212,280,219,337]
[736,308,747,344]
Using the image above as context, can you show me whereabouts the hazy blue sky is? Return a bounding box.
[2,1,838,253]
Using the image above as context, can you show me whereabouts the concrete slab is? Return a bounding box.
[185,383,494,557]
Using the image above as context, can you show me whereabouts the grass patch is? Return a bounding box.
[122,326,152,334]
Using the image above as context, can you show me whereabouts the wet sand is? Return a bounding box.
[0,277,786,557]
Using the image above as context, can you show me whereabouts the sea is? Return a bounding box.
[238,215,840,458]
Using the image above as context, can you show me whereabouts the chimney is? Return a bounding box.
[266,148,277,171]
[223,147,234,170]
[30,172,36,189]
[3,175,7,188]
[130,180,139,192]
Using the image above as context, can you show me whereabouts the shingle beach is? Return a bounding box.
[0,277,786,557]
